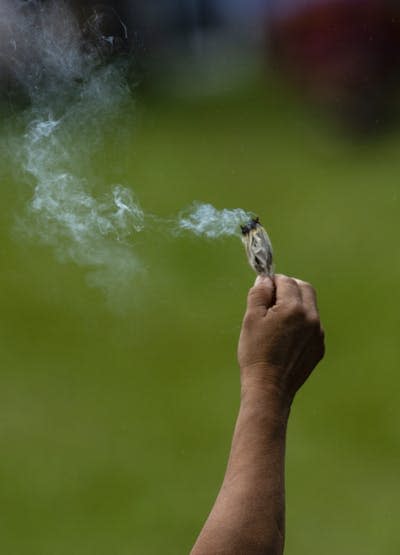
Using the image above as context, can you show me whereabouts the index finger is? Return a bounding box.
[274,274,302,306]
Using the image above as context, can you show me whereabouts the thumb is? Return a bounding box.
[247,275,275,313]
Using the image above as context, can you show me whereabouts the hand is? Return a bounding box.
[238,274,325,406]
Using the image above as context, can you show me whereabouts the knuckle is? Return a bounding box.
[306,285,317,300]
[297,279,317,297]
[306,313,321,328]
[282,301,304,320]
[276,274,293,286]
[284,276,297,286]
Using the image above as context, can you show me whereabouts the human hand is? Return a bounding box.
[238,274,325,407]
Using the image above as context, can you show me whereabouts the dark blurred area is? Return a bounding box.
[268,0,400,134]
[2,0,400,134]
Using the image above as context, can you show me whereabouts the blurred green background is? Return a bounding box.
[1,75,400,555]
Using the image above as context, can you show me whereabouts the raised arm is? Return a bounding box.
[191,275,325,555]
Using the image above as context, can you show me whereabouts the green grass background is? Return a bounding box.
[0,79,399,554]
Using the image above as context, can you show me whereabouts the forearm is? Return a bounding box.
[191,383,290,555]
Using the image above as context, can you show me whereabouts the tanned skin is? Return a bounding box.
[191,274,325,555]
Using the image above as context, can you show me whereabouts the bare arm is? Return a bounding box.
[191,275,325,555]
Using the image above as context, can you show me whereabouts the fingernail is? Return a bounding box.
[255,275,271,286]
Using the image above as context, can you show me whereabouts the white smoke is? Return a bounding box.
[2,0,252,300]
[178,203,252,238]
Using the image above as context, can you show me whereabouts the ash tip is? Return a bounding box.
[240,216,260,235]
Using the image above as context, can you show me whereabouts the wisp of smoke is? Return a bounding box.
[178,203,251,238]
[2,0,252,302]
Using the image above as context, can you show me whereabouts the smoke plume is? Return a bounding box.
[1,1,252,300]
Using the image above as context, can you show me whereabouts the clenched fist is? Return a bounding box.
[238,274,325,406]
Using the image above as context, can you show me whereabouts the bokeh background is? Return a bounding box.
[0,1,399,554]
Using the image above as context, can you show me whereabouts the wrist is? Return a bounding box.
[240,377,291,424]
[240,383,291,428]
